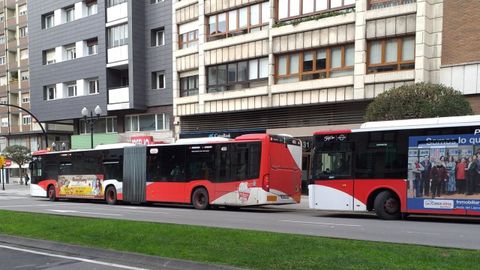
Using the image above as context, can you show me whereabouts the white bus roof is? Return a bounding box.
[356,115,480,132]
[174,137,232,144]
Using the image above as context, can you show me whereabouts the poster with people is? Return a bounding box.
[58,174,104,198]
[407,134,480,211]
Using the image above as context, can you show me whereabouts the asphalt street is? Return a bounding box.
[1,192,479,250]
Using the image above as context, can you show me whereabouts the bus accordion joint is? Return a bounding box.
[262,174,270,192]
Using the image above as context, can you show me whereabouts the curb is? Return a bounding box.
[0,234,244,270]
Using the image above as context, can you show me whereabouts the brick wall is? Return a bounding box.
[442,0,480,66]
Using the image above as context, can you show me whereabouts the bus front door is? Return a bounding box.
[310,151,354,211]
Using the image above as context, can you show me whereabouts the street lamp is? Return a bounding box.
[81,105,102,149]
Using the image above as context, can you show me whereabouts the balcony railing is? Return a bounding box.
[108,86,129,104]
[368,0,416,10]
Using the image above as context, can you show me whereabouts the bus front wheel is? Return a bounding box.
[105,186,117,205]
[48,185,57,201]
[192,188,209,210]
[374,191,401,220]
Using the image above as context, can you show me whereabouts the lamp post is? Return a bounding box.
[81,105,102,149]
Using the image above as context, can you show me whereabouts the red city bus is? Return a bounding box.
[30,134,302,209]
[309,116,480,219]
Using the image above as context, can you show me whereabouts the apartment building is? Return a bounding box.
[29,0,173,149]
[172,0,480,185]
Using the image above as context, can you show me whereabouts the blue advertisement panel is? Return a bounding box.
[407,133,480,211]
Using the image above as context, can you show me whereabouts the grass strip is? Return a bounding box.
[0,210,479,270]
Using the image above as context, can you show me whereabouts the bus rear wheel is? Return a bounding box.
[105,186,117,205]
[192,188,209,210]
[48,185,57,201]
[374,191,401,220]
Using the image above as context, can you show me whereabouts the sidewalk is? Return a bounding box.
[0,183,30,196]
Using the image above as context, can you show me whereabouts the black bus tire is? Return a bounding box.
[105,186,117,205]
[48,185,57,201]
[192,188,209,210]
[374,190,401,220]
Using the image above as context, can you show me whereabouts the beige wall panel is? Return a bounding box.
[280,35,288,52]
[205,1,211,14]
[235,45,242,61]
[336,87,345,101]
[374,83,385,96]
[235,99,242,110]
[288,34,296,51]
[312,29,321,47]
[320,28,329,45]
[376,19,386,37]
[272,94,279,106]
[345,86,354,100]
[241,43,249,59]
[294,92,302,105]
[302,91,311,104]
[327,89,336,102]
[386,17,396,36]
[262,39,269,55]
[406,14,416,33]
[228,46,236,62]
[287,93,295,105]
[241,98,248,110]
[319,90,327,102]
[396,15,407,35]
[216,49,223,64]
[365,84,374,98]
[279,93,287,106]
[304,31,312,48]
[248,97,255,109]
[328,27,338,45]
[366,20,376,39]
[296,33,304,50]
[337,25,347,44]
[346,24,355,41]
[228,99,235,110]
[311,90,319,103]
[273,38,281,53]
[205,51,211,66]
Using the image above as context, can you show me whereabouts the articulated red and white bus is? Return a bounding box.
[309,115,480,219]
[30,134,302,209]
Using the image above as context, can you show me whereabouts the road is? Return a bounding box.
[1,194,479,250]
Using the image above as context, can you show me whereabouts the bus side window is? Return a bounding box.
[215,144,230,182]
[247,143,261,179]
[160,146,186,182]
[103,160,122,182]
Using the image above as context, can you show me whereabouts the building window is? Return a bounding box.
[86,1,98,15]
[179,29,198,49]
[80,117,117,134]
[19,5,28,16]
[65,6,75,22]
[87,38,98,55]
[0,56,5,65]
[20,49,28,60]
[108,24,128,48]
[276,44,354,83]
[108,0,127,7]
[43,13,55,29]
[0,97,7,104]
[65,44,76,60]
[22,116,32,125]
[277,0,355,20]
[152,71,165,89]
[207,57,268,93]
[208,2,269,41]
[0,76,6,86]
[180,75,199,97]
[66,82,77,97]
[151,27,165,47]
[368,0,416,10]
[44,49,56,65]
[19,27,28,38]
[0,35,4,44]
[21,71,29,81]
[88,78,99,94]
[44,85,57,100]
[367,36,415,73]
[22,95,30,103]
[0,13,4,22]
[150,0,165,3]
[125,114,170,132]
[1,118,8,127]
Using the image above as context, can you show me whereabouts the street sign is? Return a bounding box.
[4,159,11,167]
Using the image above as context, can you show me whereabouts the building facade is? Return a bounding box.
[28,0,174,149]
[172,0,480,186]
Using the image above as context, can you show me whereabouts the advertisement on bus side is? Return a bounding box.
[58,174,104,198]
[407,133,480,211]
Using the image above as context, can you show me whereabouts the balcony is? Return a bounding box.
[20,80,29,90]
[107,86,130,111]
[5,0,16,9]
[107,45,128,66]
[107,2,128,24]
[6,16,17,28]
[7,38,17,51]
[368,0,417,9]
